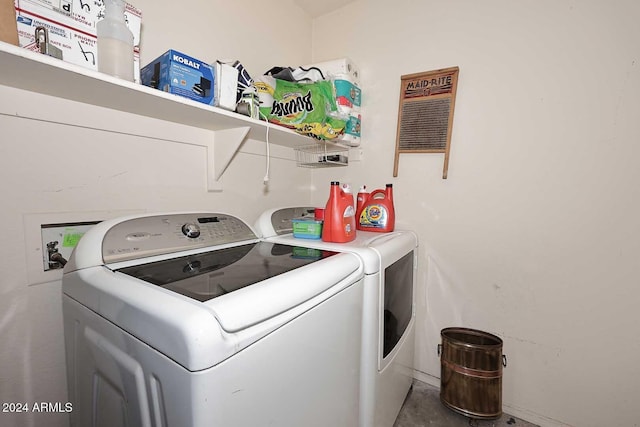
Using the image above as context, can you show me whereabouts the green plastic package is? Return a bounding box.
[255,76,346,140]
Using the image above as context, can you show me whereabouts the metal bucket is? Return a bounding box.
[438,327,507,419]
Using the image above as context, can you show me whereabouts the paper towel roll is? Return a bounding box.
[338,114,361,146]
[334,77,361,118]
[303,58,360,85]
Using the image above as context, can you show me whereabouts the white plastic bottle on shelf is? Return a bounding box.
[97,0,134,81]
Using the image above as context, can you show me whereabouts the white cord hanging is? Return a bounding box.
[263,123,270,184]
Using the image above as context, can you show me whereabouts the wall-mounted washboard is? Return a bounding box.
[394,66,459,179]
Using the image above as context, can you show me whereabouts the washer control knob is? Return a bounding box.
[181,223,201,238]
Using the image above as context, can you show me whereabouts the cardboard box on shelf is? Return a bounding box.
[141,50,216,106]
[12,0,142,81]
[1,0,18,44]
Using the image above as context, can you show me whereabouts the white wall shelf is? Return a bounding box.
[0,41,346,191]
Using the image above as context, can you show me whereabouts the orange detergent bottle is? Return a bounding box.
[357,183,395,232]
[322,181,357,243]
[355,185,368,220]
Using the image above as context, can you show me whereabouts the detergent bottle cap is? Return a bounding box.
[342,183,352,193]
[385,183,394,201]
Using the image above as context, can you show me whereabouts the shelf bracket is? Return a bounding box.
[205,126,250,192]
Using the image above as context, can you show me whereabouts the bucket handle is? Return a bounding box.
[437,344,508,368]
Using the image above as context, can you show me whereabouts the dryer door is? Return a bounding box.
[382,251,414,358]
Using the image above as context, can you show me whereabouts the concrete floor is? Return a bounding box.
[394,380,539,427]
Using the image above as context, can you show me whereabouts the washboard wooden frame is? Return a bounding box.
[393,66,459,179]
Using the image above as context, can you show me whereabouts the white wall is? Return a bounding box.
[0,2,313,427]
[311,1,640,426]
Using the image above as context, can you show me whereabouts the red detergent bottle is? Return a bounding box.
[358,183,395,232]
[342,183,355,211]
[322,181,357,243]
[355,185,368,221]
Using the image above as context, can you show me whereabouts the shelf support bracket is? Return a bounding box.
[205,126,250,192]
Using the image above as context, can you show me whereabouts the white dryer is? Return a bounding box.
[255,207,419,427]
[62,212,364,427]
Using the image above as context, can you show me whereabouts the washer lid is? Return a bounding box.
[206,250,362,332]
[115,242,362,332]
[115,242,336,302]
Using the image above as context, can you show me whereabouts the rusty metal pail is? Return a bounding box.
[438,327,507,419]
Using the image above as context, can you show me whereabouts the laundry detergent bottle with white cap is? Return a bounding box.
[342,182,354,208]
[322,181,356,243]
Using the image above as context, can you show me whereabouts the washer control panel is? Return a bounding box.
[102,213,257,264]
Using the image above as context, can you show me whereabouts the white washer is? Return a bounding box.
[62,212,364,427]
[255,207,419,427]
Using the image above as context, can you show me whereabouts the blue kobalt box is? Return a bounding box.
[141,49,215,105]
